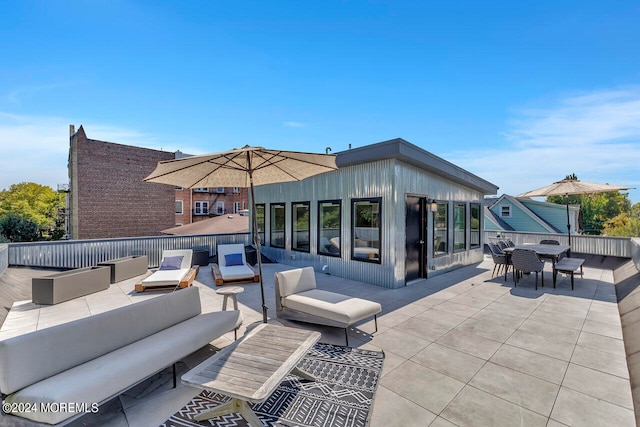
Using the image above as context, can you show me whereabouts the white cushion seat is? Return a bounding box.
[284,289,381,326]
[219,265,256,281]
[216,244,256,282]
[141,249,193,287]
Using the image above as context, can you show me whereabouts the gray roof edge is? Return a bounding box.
[336,138,499,195]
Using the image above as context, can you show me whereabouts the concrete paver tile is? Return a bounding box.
[550,387,635,427]
[562,363,634,409]
[490,344,569,385]
[411,342,486,383]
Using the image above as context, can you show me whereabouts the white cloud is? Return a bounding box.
[446,87,640,203]
[283,121,307,128]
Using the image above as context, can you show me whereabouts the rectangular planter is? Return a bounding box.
[32,266,111,305]
[98,255,148,283]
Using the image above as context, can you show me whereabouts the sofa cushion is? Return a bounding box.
[4,309,243,425]
[275,267,316,298]
[159,255,184,270]
[224,253,244,266]
[220,265,255,281]
[283,289,381,326]
[0,286,201,396]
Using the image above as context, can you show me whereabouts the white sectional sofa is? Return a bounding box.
[0,286,242,425]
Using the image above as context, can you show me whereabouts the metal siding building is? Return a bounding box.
[254,139,498,289]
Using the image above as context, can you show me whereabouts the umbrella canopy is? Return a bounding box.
[516,179,632,252]
[145,146,338,323]
[517,179,631,198]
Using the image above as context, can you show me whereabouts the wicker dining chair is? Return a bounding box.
[487,242,510,278]
[511,248,545,290]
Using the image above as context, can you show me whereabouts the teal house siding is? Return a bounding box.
[484,195,575,233]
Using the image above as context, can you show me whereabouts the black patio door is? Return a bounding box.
[405,196,427,282]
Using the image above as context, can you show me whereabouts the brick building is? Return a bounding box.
[67,126,250,239]
[68,125,175,239]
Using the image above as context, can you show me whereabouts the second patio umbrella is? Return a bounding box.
[144,145,338,323]
[516,179,632,251]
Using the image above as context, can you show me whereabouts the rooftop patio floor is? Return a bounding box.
[0,256,634,426]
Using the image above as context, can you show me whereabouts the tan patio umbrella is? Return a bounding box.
[516,179,632,251]
[144,145,338,323]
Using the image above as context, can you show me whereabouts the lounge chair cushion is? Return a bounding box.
[219,265,256,281]
[159,256,184,270]
[276,266,317,298]
[141,249,193,287]
[283,289,382,326]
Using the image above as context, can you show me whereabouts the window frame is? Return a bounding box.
[270,203,286,248]
[453,202,466,252]
[291,201,310,253]
[317,200,341,257]
[500,205,511,218]
[433,201,449,257]
[216,201,224,215]
[351,197,382,264]
[175,200,183,215]
[194,201,208,215]
[470,202,481,248]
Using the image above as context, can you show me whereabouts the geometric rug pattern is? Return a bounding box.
[160,342,385,427]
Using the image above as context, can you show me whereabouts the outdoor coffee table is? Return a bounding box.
[181,323,321,426]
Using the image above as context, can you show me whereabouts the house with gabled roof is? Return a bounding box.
[485,194,580,234]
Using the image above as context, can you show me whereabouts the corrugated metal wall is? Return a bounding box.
[255,159,487,288]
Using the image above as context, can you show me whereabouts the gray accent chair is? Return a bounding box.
[511,248,545,290]
[275,267,381,346]
[487,242,510,279]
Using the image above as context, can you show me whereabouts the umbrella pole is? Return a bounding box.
[565,194,572,257]
[248,170,268,324]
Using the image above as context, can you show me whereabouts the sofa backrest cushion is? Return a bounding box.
[218,244,246,268]
[275,267,317,298]
[0,286,202,395]
[161,249,193,269]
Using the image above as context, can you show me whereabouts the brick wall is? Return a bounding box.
[69,126,175,239]
[174,187,249,225]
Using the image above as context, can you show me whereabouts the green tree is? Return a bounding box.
[0,214,41,242]
[0,182,65,239]
[603,202,640,237]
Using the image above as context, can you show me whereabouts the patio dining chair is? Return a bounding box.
[496,240,508,251]
[487,242,510,278]
[511,248,545,290]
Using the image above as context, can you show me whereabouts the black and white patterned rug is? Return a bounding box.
[160,343,385,427]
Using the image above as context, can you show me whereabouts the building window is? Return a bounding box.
[194,188,208,192]
[256,204,265,246]
[175,200,183,215]
[454,203,466,251]
[352,198,381,263]
[233,202,240,213]
[216,187,225,193]
[232,187,240,193]
[434,201,448,256]
[216,201,224,215]
[194,201,208,215]
[500,205,511,217]
[175,186,183,190]
[470,203,481,248]
[292,201,310,252]
[318,200,341,257]
[270,203,286,248]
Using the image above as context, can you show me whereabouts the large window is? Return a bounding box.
[292,202,310,252]
[454,203,466,251]
[175,200,183,215]
[470,203,481,248]
[194,201,208,215]
[434,201,448,256]
[255,204,265,245]
[216,201,224,215]
[318,200,341,257]
[270,203,286,248]
[352,198,381,263]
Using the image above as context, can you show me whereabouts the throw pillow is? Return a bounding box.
[159,256,184,270]
[224,253,244,266]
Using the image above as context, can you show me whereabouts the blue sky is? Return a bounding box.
[1,0,639,203]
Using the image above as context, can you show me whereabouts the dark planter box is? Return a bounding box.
[32,266,111,305]
[98,255,148,283]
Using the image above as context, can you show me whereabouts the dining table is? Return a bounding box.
[502,244,571,287]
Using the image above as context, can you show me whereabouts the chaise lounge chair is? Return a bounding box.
[275,267,382,345]
[135,249,196,292]
[211,243,260,286]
